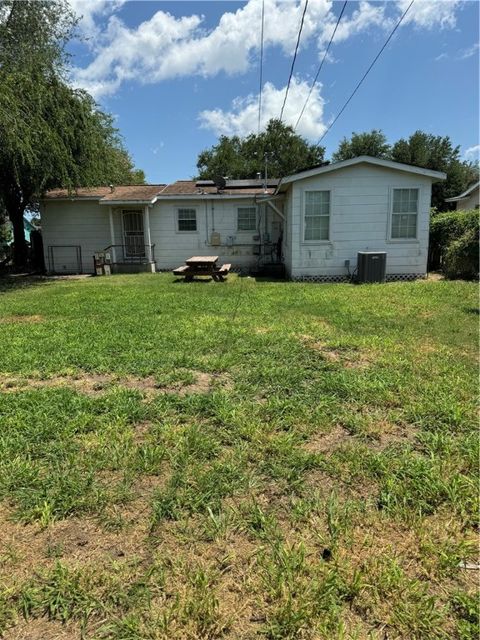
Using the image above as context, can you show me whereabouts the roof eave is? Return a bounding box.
[281,156,447,184]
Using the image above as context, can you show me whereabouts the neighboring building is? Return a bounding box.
[40,156,446,281]
[445,181,480,210]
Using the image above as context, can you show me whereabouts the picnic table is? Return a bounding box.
[173,256,231,282]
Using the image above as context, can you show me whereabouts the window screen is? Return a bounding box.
[304,191,330,241]
[391,189,418,239]
[237,207,257,231]
[178,208,197,232]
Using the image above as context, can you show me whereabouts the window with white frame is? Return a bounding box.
[304,191,330,241]
[177,208,197,232]
[391,188,418,239]
[237,206,257,231]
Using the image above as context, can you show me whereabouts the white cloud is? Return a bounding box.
[69,0,126,37]
[397,0,462,29]
[460,42,480,60]
[71,0,464,99]
[199,77,326,140]
[464,145,480,163]
[71,0,400,98]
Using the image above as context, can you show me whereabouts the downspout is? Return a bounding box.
[205,199,209,245]
[108,207,116,263]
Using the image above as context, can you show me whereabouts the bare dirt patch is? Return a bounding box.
[299,335,373,369]
[304,425,351,455]
[3,618,81,640]
[0,314,44,324]
[0,370,232,397]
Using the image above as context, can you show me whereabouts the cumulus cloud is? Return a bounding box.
[69,0,126,37]
[71,0,399,98]
[397,0,462,29]
[70,0,464,100]
[199,77,326,139]
[464,144,480,163]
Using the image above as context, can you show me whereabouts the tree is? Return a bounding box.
[0,0,145,268]
[391,131,479,211]
[197,119,325,179]
[332,130,390,162]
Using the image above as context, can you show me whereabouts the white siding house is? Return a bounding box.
[445,181,479,210]
[40,156,446,280]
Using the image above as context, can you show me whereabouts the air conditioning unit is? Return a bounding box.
[357,251,387,283]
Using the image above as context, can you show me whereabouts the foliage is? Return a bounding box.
[0,274,477,637]
[331,129,479,212]
[332,129,390,162]
[0,0,144,266]
[391,131,479,211]
[429,209,479,278]
[443,225,479,280]
[196,119,325,179]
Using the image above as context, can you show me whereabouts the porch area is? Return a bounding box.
[99,205,156,274]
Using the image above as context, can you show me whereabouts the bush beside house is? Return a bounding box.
[429,209,479,279]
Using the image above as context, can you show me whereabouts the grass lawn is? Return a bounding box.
[0,273,478,639]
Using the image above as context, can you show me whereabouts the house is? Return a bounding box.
[40,156,446,281]
[445,181,479,210]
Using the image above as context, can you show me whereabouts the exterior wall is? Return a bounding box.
[41,200,110,274]
[452,188,479,210]
[41,197,284,273]
[148,198,282,270]
[283,189,293,276]
[288,164,434,279]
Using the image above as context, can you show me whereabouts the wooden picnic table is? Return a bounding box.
[173,256,231,282]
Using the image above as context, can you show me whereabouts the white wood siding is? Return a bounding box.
[288,164,434,278]
[41,200,110,273]
[41,198,284,273]
[149,198,279,270]
[453,188,479,210]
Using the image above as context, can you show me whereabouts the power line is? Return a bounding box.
[279,0,309,122]
[258,0,265,134]
[318,0,415,145]
[294,0,348,132]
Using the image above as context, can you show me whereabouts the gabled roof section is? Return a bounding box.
[445,180,479,202]
[279,156,447,188]
[43,185,167,204]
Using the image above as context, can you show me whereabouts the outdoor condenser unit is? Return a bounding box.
[357,251,387,283]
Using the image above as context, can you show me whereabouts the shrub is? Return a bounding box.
[429,209,479,278]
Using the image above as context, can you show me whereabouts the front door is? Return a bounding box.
[122,210,145,259]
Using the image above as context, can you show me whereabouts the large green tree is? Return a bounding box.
[197,119,325,179]
[332,130,390,162]
[390,131,478,211]
[332,129,478,211]
[0,0,144,268]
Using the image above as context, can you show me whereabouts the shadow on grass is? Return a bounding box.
[0,274,90,294]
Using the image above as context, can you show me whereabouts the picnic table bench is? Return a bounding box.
[173,256,231,282]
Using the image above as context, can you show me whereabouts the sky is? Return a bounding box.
[68,0,480,184]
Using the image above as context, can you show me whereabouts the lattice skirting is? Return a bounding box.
[291,273,425,283]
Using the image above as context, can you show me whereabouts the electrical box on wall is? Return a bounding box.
[210,232,221,246]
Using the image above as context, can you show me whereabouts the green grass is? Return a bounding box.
[0,273,478,639]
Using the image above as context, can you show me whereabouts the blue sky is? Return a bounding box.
[69,0,479,183]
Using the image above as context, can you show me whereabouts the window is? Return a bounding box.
[304,191,330,241]
[177,208,197,232]
[391,188,418,239]
[237,207,257,231]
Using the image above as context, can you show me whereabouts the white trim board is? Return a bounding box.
[280,156,447,186]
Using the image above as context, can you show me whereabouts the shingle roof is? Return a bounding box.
[43,179,278,202]
[44,185,166,202]
[45,187,113,199]
[160,180,276,196]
